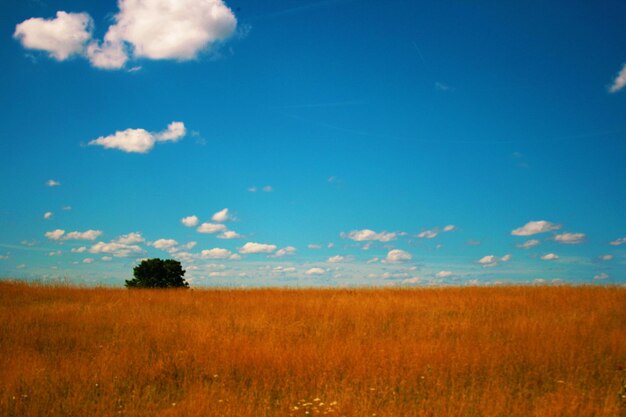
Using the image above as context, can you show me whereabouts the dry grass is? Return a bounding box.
[1,281,625,416]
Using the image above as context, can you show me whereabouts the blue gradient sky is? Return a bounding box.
[1,0,625,286]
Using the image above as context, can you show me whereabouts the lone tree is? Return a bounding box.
[125,258,189,289]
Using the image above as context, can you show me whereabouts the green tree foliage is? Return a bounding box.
[125,258,189,289]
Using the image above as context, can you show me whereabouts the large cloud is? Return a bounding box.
[15,0,238,70]
[88,121,186,153]
[14,11,93,60]
[511,220,561,236]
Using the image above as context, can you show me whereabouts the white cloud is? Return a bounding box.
[327,255,345,263]
[500,254,512,262]
[89,241,143,257]
[262,185,273,192]
[402,277,421,285]
[417,230,438,239]
[46,179,61,187]
[86,40,128,69]
[366,257,379,264]
[436,271,453,278]
[88,121,186,153]
[239,242,277,254]
[211,208,232,222]
[102,256,113,261]
[83,257,94,264]
[114,232,144,245]
[274,266,296,273]
[64,230,102,241]
[517,239,540,249]
[610,237,626,246]
[600,254,613,261]
[609,64,626,93]
[443,225,456,232]
[305,267,326,275]
[308,244,322,249]
[14,11,93,60]
[43,211,53,220]
[247,187,257,192]
[478,255,497,267]
[385,249,412,263]
[554,233,585,244]
[540,253,559,261]
[594,272,609,280]
[197,222,227,234]
[181,215,199,227]
[343,229,396,242]
[511,220,562,236]
[71,247,87,253]
[217,230,241,239]
[200,248,233,259]
[45,229,65,240]
[48,250,62,257]
[151,238,178,250]
[274,246,296,257]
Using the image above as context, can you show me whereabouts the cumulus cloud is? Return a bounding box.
[200,248,233,259]
[115,232,144,245]
[239,242,277,254]
[88,121,186,153]
[83,257,94,264]
[181,215,199,227]
[417,230,438,239]
[600,254,614,261]
[45,229,65,240]
[14,11,93,60]
[217,230,241,239]
[274,246,296,257]
[211,208,232,222]
[385,249,412,263]
[197,222,227,234]
[517,239,540,249]
[89,241,143,257]
[511,220,562,236]
[478,255,497,267]
[43,212,53,220]
[45,229,102,240]
[151,238,178,250]
[46,179,61,187]
[71,247,87,253]
[305,267,326,275]
[16,1,238,70]
[554,233,585,244]
[610,237,626,246]
[443,225,456,232]
[436,271,453,278]
[609,64,626,93]
[343,229,396,242]
[500,254,512,262]
[540,253,559,261]
[327,255,345,263]
[593,272,609,280]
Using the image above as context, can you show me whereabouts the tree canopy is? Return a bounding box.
[125,258,189,289]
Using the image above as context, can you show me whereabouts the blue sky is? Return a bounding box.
[1,0,625,287]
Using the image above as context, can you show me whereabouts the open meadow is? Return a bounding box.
[1,281,625,416]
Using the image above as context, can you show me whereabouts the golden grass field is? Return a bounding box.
[1,281,625,416]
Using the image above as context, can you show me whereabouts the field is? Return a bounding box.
[1,282,625,416]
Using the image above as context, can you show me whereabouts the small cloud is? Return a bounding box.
[48,250,62,257]
[200,248,233,259]
[273,246,296,257]
[307,244,322,249]
[64,230,102,241]
[46,179,61,187]
[610,237,626,246]
[593,272,609,280]
[600,254,613,261]
[366,257,379,264]
[43,211,53,220]
[115,232,144,245]
[88,240,143,257]
[479,255,497,267]
[181,215,199,227]
[554,232,585,244]
[436,271,453,278]
[88,121,186,153]
[417,230,438,239]
[609,63,626,93]
[402,277,421,285]
[342,229,396,242]
[327,255,346,263]
[102,256,113,261]
[45,229,65,240]
[151,238,178,250]
[517,239,540,249]
[435,81,452,92]
[239,242,277,254]
[385,249,412,263]
[466,240,481,246]
[197,222,227,234]
[62,206,72,211]
[262,185,273,192]
[500,254,512,262]
[511,220,562,236]
[217,230,241,239]
[305,267,326,275]
[83,258,94,264]
[211,208,232,222]
[247,187,257,192]
[443,225,456,232]
[71,247,87,253]
[540,253,559,261]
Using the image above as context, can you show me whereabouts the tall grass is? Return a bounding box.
[1,281,625,416]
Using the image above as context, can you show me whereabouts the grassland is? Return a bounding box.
[1,281,625,416]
